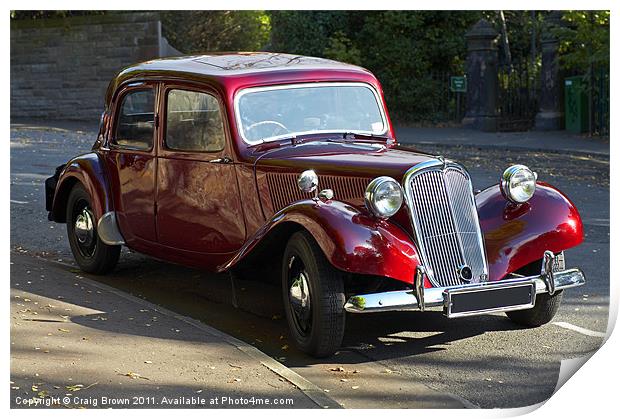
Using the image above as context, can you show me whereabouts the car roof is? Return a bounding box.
[105,52,374,105]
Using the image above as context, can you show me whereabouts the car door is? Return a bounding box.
[156,83,246,254]
[105,82,158,244]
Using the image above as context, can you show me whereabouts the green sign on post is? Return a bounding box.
[450,76,467,93]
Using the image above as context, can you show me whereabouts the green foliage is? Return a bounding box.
[554,11,610,72]
[161,11,270,53]
[481,11,546,65]
[268,11,348,56]
[323,31,362,65]
[10,10,107,20]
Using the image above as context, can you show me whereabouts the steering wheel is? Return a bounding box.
[246,120,291,138]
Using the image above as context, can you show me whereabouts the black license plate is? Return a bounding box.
[445,283,536,318]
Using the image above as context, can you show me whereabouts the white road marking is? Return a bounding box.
[582,218,610,227]
[10,200,28,204]
[553,321,606,338]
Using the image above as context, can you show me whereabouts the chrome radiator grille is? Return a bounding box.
[404,161,488,287]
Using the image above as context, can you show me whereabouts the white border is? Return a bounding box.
[4,3,617,419]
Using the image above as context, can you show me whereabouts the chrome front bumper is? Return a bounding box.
[344,255,585,318]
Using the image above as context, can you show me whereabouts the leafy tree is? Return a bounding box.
[161,11,270,53]
[268,11,349,56]
[554,10,610,72]
[10,10,107,20]
[323,31,362,65]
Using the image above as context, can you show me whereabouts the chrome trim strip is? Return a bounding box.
[402,159,489,287]
[233,82,389,145]
[97,211,125,246]
[343,267,586,314]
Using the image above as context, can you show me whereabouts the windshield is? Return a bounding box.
[235,83,387,144]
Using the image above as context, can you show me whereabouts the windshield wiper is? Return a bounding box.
[249,131,395,152]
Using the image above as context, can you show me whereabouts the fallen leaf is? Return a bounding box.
[281,345,289,351]
[121,372,149,380]
[228,363,242,369]
[58,328,70,333]
[144,361,153,364]
[340,378,348,382]
[329,367,346,372]
[351,386,360,390]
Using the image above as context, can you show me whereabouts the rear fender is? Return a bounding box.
[477,182,584,281]
[51,152,113,223]
[222,199,421,285]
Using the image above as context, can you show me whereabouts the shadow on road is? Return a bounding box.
[14,253,534,370]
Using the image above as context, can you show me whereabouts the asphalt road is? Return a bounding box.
[10,125,609,408]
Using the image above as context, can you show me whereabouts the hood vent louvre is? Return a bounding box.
[266,173,371,212]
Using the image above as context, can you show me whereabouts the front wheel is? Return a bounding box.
[506,291,563,327]
[66,183,121,274]
[506,258,563,327]
[282,231,345,357]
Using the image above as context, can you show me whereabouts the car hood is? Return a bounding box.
[253,141,437,181]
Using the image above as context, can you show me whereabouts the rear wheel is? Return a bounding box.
[66,183,120,274]
[282,231,345,357]
[506,259,563,327]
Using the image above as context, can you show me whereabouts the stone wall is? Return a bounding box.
[10,13,179,121]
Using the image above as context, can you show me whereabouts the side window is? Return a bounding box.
[165,89,225,152]
[114,89,155,150]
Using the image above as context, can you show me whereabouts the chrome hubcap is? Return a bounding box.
[74,208,95,248]
[288,263,312,334]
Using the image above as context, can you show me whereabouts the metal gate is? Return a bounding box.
[497,62,540,131]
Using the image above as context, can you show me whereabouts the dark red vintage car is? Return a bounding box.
[46,53,585,357]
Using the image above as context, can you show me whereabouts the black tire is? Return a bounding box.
[506,258,563,327]
[506,291,563,327]
[66,183,121,274]
[282,231,345,357]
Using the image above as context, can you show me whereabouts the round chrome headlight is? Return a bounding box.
[365,176,403,218]
[500,165,537,203]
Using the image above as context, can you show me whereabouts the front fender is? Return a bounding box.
[51,152,113,222]
[222,199,421,285]
[477,181,584,281]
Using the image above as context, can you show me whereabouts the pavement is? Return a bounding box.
[395,126,610,156]
[9,120,609,409]
[10,251,333,409]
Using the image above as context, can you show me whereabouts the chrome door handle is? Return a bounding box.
[209,157,233,164]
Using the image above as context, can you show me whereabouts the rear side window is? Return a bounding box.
[165,89,225,152]
[114,89,155,150]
